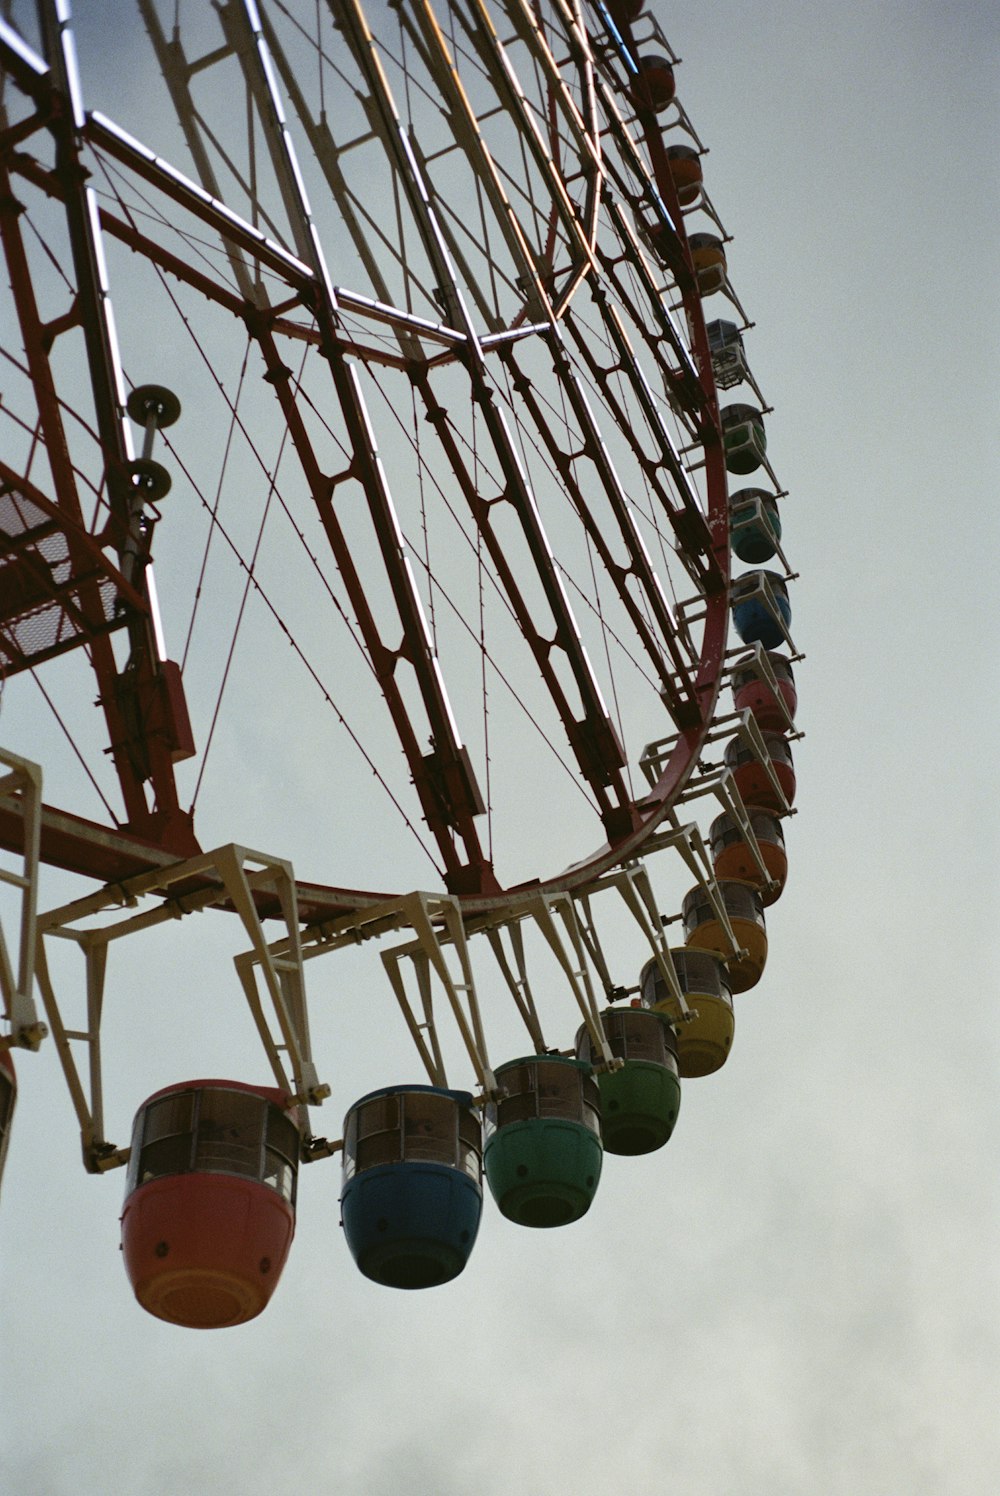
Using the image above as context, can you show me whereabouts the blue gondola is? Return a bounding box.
[731,569,791,649]
[340,1086,483,1289]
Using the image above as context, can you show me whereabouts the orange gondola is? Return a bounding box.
[683,882,768,993]
[724,731,796,811]
[710,810,788,905]
[665,143,703,207]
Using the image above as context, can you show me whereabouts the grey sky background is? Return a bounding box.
[1,3,998,1494]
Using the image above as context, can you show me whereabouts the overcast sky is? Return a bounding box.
[1,3,998,1494]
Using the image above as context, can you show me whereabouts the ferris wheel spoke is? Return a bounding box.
[495,331,697,715]
[454,0,598,281]
[210,1,340,293]
[561,304,712,582]
[411,149,526,333]
[409,361,642,836]
[1,23,194,847]
[327,0,480,342]
[499,0,605,251]
[246,313,492,887]
[86,113,316,292]
[137,0,278,303]
[255,10,432,357]
[398,2,552,327]
[596,209,705,424]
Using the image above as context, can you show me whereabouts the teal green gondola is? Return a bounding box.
[340,1086,483,1289]
[576,1008,681,1156]
[484,1056,602,1228]
[729,488,782,563]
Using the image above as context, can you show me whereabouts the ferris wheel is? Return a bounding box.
[0,0,800,1321]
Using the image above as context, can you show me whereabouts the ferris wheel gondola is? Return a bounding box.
[0,0,803,1319]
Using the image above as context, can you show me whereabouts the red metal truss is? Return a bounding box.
[0,0,732,909]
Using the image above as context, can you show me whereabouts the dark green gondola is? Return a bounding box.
[484,1056,602,1228]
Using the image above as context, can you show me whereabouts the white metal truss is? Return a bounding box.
[642,707,799,818]
[242,881,627,1109]
[479,892,616,1068]
[243,887,497,1115]
[380,892,495,1095]
[0,749,45,1050]
[33,843,322,1172]
[572,857,694,1018]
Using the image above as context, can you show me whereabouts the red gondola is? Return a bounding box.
[120,1080,300,1329]
[607,0,645,24]
[632,55,676,112]
[731,652,797,730]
